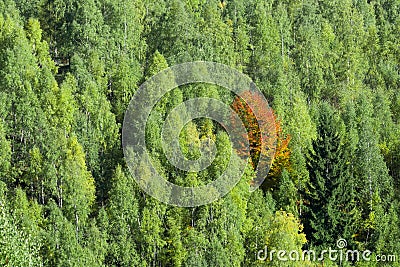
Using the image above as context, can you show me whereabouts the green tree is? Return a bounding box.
[161,207,186,266]
[0,12,48,187]
[247,0,281,97]
[43,200,98,267]
[264,211,307,267]
[292,1,325,101]
[70,53,119,203]
[139,199,167,266]
[196,0,236,65]
[243,190,275,266]
[0,182,42,266]
[304,102,357,247]
[106,165,140,266]
[156,0,195,63]
[40,0,105,58]
[0,121,11,184]
[101,0,146,123]
[60,135,96,230]
[353,93,394,251]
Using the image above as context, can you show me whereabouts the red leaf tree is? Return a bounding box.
[231,90,291,188]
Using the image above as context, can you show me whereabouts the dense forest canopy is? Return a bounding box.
[0,0,399,266]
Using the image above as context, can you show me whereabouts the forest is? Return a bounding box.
[0,0,399,266]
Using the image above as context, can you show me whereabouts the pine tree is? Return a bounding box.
[274,169,297,214]
[304,102,356,247]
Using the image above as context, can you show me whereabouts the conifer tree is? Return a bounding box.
[304,102,356,247]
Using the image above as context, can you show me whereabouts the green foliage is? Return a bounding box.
[0,122,11,183]
[0,0,399,265]
[106,166,140,266]
[264,211,307,267]
[0,182,42,266]
[304,102,357,248]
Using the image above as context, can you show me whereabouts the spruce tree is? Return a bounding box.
[304,102,356,247]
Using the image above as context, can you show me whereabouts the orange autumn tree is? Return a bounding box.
[231,90,291,189]
[265,119,291,189]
